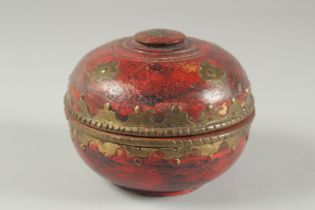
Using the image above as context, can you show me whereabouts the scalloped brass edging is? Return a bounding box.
[64,89,254,137]
[69,118,250,161]
[68,116,251,148]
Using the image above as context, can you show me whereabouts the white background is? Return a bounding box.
[0,0,314,209]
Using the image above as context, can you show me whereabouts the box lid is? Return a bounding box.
[65,29,255,137]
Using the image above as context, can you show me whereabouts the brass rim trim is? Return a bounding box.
[72,124,250,161]
[68,112,253,148]
[64,91,254,137]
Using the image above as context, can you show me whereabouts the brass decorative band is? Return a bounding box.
[69,115,252,148]
[70,119,250,162]
[64,89,254,137]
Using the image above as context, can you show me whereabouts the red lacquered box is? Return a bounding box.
[64,29,255,196]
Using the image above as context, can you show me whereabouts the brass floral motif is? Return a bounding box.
[90,62,119,83]
[64,89,254,137]
[199,62,225,81]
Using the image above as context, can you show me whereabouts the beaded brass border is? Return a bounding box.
[68,113,252,148]
[69,117,251,162]
[64,89,254,137]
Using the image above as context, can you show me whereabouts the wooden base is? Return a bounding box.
[117,185,200,197]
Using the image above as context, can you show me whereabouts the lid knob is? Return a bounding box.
[134,29,185,47]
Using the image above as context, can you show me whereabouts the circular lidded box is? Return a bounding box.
[64,29,255,196]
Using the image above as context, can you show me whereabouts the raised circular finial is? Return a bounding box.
[134,29,185,46]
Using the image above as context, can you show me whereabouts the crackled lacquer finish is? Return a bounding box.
[65,29,255,196]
